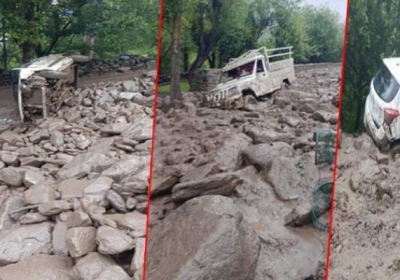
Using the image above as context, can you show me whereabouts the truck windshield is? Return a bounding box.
[373,64,400,103]
[219,61,255,84]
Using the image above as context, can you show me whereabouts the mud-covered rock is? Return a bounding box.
[146,195,260,280]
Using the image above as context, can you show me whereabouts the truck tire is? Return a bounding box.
[244,94,257,105]
[36,70,69,80]
[67,55,91,63]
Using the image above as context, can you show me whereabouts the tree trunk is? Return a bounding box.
[82,34,95,59]
[170,9,182,100]
[183,47,189,73]
[208,52,216,68]
[21,42,36,63]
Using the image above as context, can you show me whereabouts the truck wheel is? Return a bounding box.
[67,55,91,63]
[244,94,257,106]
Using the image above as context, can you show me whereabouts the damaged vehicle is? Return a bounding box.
[11,54,90,123]
[204,46,295,109]
[364,58,400,151]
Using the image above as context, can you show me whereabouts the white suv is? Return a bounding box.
[364,58,400,150]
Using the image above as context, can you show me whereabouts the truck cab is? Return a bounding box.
[205,46,295,109]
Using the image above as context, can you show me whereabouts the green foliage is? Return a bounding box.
[0,0,159,68]
[160,0,345,75]
[341,0,400,132]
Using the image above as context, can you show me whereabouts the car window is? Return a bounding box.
[373,65,400,102]
[219,61,255,83]
[256,60,265,73]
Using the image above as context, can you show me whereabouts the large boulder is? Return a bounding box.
[0,222,53,265]
[0,254,73,280]
[146,195,260,280]
[242,142,295,170]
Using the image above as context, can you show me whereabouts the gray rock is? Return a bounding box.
[101,156,150,182]
[0,222,53,265]
[66,227,97,258]
[122,81,139,92]
[151,175,179,197]
[213,133,252,170]
[23,170,46,187]
[104,211,146,235]
[0,254,73,280]
[96,226,135,254]
[57,178,95,199]
[146,195,260,280]
[243,142,295,170]
[312,110,331,123]
[260,157,302,201]
[0,131,22,145]
[1,152,19,166]
[97,265,131,280]
[284,201,312,227]
[101,123,131,135]
[19,212,48,224]
[24,181,57,205]
[121,117,152,142]
[72,252,116,280]
[180,163,221,183]
[38,200,71,216]
[245,127,295,144]
[106,190,127,212]
[172,172,244,203]
[67,211,93,227]
[0,196,24,231]
[0,167,26,187]
[57,152,114,180]
[52,222,69,255]
[50,130,64,147]
[131,237,145,275]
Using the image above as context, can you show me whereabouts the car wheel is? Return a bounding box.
[36,70,69,80]
[243,94,257,106]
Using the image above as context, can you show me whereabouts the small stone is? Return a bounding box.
[53,222,69,255]
[66,227,97,258]
[97,265,131,280]
[23,171,46,187]
[67,211,93,227]
[38,200,71,216]
[106,190,127,212]
[1,153,19,167]
[96,226,135,254]
[50,131,65,147]
[126,197,138,210]
[19,212,48,224]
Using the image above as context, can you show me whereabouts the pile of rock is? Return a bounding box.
[0,70,155,280]
[188,69,221,92]
[147,64,340,280]
[79,55,155,77]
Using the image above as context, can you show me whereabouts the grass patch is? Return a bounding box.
[158,80,190,93]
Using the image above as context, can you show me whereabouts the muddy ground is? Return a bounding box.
[147,64,341,280]
[0,69,155,280]
[329,133,400,280]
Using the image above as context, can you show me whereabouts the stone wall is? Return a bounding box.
[0,54,155,86]
[188,69,221,92]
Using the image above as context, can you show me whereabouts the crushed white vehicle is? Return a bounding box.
[364,58,400,150]
[204,46,295,109]
[11,54,90,123]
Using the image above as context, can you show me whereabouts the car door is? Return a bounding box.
[255,59,272,95]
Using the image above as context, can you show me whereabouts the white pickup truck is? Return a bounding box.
[204,46,295,108]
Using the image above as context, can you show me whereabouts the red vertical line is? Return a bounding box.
[142,0,165,279]
[324,0,351,279]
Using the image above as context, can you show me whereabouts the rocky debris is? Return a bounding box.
[0,254,74,280]
[328,134,400,279]
[150,64,340,279]
[0,71,155,277]
[0,222,53,265]
[260,157,303,201]
[146,195,260,280]
[172,172,244,203]
[96,226,135,254]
